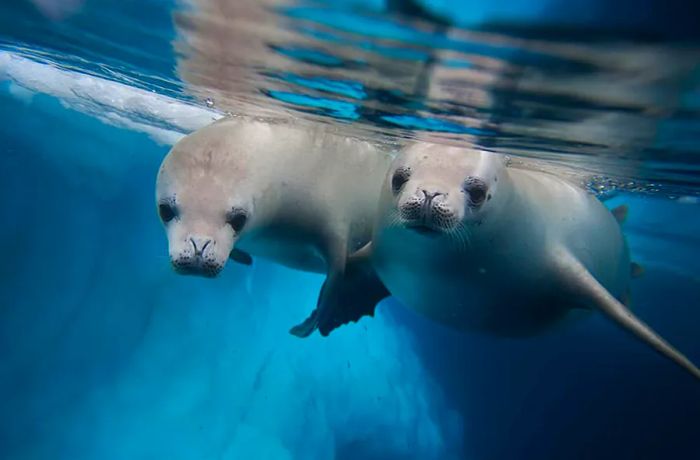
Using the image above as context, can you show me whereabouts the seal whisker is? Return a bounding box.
[453,221,471,251]
[387,212,404,230]
[458,228,469,252]
[459,227,470,252]
[444,225,461,251]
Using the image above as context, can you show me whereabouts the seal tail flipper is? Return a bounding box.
[611,204,629,225]
[552,247,700,381]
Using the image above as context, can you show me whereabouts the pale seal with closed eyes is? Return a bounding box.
[354,143,700,380]
[155,118,391,336]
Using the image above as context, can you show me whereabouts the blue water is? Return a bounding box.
[1,1,700,459]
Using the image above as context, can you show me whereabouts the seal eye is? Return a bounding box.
[227,209,248,233]
[158,203,177,223]
[463,178,488,206]
[392,167,411,194]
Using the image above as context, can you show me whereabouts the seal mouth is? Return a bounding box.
[404,221,444,236]
[399,195,455,236]
[172,260,223,278]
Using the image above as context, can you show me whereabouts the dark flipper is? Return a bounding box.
[289,275,335,338]
[289,311,319,338]
[317,256,389,336]
[611,204,629,225]
[630,262,645,278]
[290,248,388,338]
[230,248,253,265]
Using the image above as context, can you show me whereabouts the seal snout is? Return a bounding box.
[171,234,223,277]
[400,187,455,234]
[421,189,445,203]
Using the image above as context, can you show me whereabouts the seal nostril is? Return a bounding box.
[189,237,213,256]
[421,189,444,204]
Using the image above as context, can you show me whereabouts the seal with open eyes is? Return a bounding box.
[353,143,700,380]
[156,118,391,336]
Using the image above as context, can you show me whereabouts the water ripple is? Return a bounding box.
[1,0,699,196]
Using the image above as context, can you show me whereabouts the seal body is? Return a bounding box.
[365,143,700,379]
[374,162,628,336]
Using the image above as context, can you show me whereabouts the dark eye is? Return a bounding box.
[227,208,248,233]
[463,178,488,206]
[391,167,411,193]
[158,203,177,223]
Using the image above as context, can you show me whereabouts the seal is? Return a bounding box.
[156,118,391,336]
[356,143,700,380]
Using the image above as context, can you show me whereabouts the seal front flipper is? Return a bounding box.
[229,249,253,265]
[551,246,700,381]
[289,269,343,338]
[289,261,388,338]
[317,251,388,336]
[611,204,629,225]
[290,239,348,338]
[289,297,321,338]
[290,242,387,338]
[630,262,645,278]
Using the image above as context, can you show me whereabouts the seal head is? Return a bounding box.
[156,126,254,277]
[386,144,505,238]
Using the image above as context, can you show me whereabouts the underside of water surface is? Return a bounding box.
[1,1,699,459]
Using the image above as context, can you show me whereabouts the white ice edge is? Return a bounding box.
[0,50,221,145]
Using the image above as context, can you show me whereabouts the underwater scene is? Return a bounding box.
[1,0,699,459]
